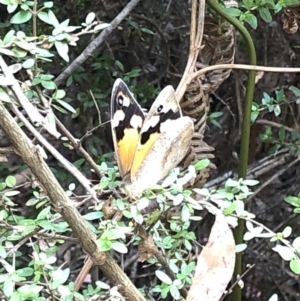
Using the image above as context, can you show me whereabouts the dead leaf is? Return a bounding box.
[136,225,157,262]
[187,211,236,301]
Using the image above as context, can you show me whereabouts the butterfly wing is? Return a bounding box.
[127,116,194,196]
[111,78,145,178]
[129,85,194,194]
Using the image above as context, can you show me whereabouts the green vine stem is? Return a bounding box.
[205,0,257,300]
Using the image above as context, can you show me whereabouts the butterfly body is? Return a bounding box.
[111,79,194,197]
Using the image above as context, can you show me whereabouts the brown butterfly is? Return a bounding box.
[111,79,194,197]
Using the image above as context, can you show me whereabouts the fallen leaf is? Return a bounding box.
[187,211,236,301]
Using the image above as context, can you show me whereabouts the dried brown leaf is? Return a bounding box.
[187,212,235,301]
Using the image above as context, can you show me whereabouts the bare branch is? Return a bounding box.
[54,0,142,87]
[0,57,61,139]
[10,103,99,202]
[0,101,146,301]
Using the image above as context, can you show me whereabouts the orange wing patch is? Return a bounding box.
[117,128,140,178]
[131,132,159,179]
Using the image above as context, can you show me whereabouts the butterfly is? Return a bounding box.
[111,78,194,197]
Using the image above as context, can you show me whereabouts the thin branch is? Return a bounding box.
[54,0,142,87]
[10,103,99,202]
[189,64,300,84]
[0,146,15,154]
[255,119,295,132]
[0,57,61,139]
[0,101,146,301]
[55,117,104,178]
[176,0,205,101]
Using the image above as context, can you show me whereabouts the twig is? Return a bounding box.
[219,264,255,301]
[74,257,93,292]
[9,103,99,202]
[255,119,295,132]
[176,0,206,102]
[0,147,15,154]
[55,118,104,178]
[0,100,146,301]
[54,0,142,87]
[0,57,61,139]
[189,64,300,85]
[247,156,300,202]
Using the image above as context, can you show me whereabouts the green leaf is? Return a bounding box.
[40,74,55,80]
[52,104,68,114]
[18,284,43,296]
[44,2,53,8]
[4,277,14,297]
[55,99,76,113]
[170,284,180,300]
[284,196,300,207]
[279,126,285,142]
[94,23,110,31]
[52,268,70,285]
[282,226,292,238]
[14,40,34,51]
[37,11,51,24]
[289,85,300,96]
[0,245,7,258]
[10,10,32,24]
[272,245,294,261]
[17,267,34,277]
[37,206,51,220]
[115,60,124,72]
[242,179,259,186]
[85,12,95,25]
[194,159,210,170]
[235,243,247,253]
[155,270,172,285]
[52,89,66,99]
[7,3,18,13]
[9,291,21,301]
[22,58,35,69]
[111,241,128,254]
[181,204,190,222]
[0,48,15,57]
[293,237,300,249]
[209,117,222,128]
[223,7,242,17]
[141,27,154,34]
[210,111,223,118]
[0,88,11,102]
[131,205,143,224]
[41,80,56,90]
[95,281,110,290]
[66,76,73,87]
[97,238,112,251]
[243,0,253,10]
[0,182,6,190]
[55,41,69,62]
[125,68,141,78]
[259,7,272,23]
[37,220,55,230]
[48,10,59,27]
[6,175,16,187]
[4,190,19,197]
[83,212,103,220]
[3,30,15,44]
[243,13,258,30]
[290,259,300,274]
[57,284,70,296]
